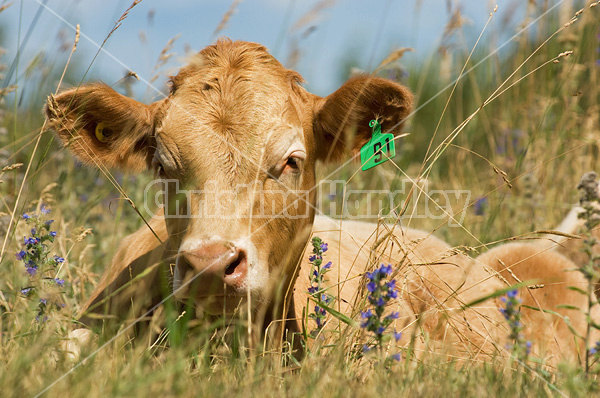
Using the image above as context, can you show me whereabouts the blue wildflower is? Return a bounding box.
[17,208,68,322]
[474,197,488,216]
[394,331,402,341]
[306,236,335,337]
[391,353,401,361]
[379,264,392,275]
[386,312,399,320]
[24,237,37,245]
[367,281,377,293]
[589,341,600,357]
[360,263,402,361]
[15,250,26,261]
[500,288,530,360]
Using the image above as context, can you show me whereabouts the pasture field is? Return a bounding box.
[1,1,600,396]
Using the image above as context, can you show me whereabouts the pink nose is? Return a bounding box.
[178,242,248,290]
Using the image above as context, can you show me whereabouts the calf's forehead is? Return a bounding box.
[158,98,305,182]
[170,40,299,92]
[156,43,309,177]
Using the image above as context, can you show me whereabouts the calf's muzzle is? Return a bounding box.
[176,241,249,293]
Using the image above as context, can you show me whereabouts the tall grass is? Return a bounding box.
[1,1,600,397]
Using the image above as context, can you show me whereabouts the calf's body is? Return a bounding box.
[77,214,597,364]
[48,39,596,364]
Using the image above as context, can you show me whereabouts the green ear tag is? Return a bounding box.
[360,120,395,171]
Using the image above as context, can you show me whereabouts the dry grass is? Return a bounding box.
[1,1,600,397]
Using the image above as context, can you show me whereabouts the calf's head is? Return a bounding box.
[46,39,412,317]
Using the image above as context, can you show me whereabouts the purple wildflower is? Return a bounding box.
[394,331,402,341]
[307,236,335,337]
[360,263,402,361]
[24,237,37,245]
[367,281,377,293]
[15,250,26,261]
[500,288,530,360]
[474,197,488,216]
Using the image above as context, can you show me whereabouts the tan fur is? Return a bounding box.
[476,242,600,362]
[46,39,592,364]
[540,200,600,299]
[299,217,507,361]
[46,83,164,171]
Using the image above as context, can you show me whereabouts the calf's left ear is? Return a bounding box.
[312,75,413,162]
[45,84,164,172]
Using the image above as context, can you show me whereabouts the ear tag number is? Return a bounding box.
[360,120,395,171]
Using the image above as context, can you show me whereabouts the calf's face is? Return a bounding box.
[46,40,412,316]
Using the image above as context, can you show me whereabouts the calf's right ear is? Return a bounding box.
[312,75,413,162]
[45,84,164,172]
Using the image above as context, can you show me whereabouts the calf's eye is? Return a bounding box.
[282,152,304,175]
[286,156,299,170]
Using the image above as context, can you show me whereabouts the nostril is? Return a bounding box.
[175,255,194,277]
[225,250,246,277]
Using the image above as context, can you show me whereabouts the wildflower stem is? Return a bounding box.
[586,281,593,374]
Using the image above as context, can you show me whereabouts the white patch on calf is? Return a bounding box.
[233,236,267,292]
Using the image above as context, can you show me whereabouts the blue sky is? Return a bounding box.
[0,0,548,99]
